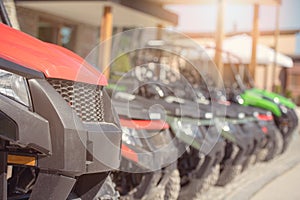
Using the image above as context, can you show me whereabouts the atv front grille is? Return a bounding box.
[48,79,104,122]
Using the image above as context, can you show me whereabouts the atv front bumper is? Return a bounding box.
[0,79,122,176]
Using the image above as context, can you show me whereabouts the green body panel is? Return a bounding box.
[166,116,213,150]
[218,117,255,144]
[250,88,295,109]
[166,116,202,150]
[240,90,282,117]
[167,116,240,147]
[221,130,236,143]
[106,83,127,92]
[225,117,256,124]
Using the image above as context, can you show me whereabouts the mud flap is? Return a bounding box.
[29,173,76,200]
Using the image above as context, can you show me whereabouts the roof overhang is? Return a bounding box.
[15,0,178,27]
[146,0,281,6]
[185,29,300,38]
[205,34,293,68]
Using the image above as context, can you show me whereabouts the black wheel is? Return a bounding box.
[216,164,242,186]
[290,109,299,127]
[274,109,298,153]
[208,164,220,186]
[164,169,180,200]
[257,146,270,162]
[178,177,209,200]
[113,170,174,200]
[242,154,256,172]
[178,164,220,200]
[95,176,120,200]
[265,127,284,161]
[274,128,284,155]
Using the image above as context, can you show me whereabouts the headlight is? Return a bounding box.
[236,95,244,105]
[274,97,280,104]
[121,127,144,147]
[238,113,245,119]
[122,127,135,145]
[122,127,136,146]
[0,69,31,107]
[204,112,213,119]
[182,123,201,138]
[279,104,288,114]
[222,124,230,132]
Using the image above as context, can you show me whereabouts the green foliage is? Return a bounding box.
[285,90,293,99]
[273,85,282,94]
[110,54,132,81]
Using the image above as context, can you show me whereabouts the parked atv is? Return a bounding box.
[138,81,225,199]
[241,88,297,153]
[224,88,283,163]
[255,111,284,161]
[132,45,268,187]
[107,87,180,200]
[0,6,122,200]
[221,52,298,153]
[108,61,225,199]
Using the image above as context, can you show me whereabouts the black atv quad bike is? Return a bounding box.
[107,88,180,200]
[138,81,225,200]
[113,60,226,199]
[161,44,281,185]
[129,46,264,187]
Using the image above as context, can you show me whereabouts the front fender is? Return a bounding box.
[240,90,281,117]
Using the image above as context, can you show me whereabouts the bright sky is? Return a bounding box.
[166,0,300,33]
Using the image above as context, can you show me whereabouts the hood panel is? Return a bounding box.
[0,23,107,86]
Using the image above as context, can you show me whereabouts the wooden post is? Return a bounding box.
[99,6,113,79]
[215,0,225,78]
[263,66,268,89]
[156,24,164,40]
[155,24,164,77]
[249,4,260,82]
[271,4,280,91]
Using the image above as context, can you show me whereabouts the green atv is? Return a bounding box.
[223,61,298,153]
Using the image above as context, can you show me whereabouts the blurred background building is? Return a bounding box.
[6,0,300,104]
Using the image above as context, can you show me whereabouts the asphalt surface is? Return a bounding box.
[200,112,300,200]
[251,162,300,200]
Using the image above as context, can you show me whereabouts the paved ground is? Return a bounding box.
[200,133,300,200]
[250,109,300,200]
[251,162,300,200]
[200,109,300,200]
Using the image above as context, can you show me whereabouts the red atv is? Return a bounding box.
[0,3,122,200]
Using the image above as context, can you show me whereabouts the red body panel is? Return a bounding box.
[261,126,268,134]
[121,144,139,163]
[257,114,273,121]
[120,118,169,130]
[0,23,107,86]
